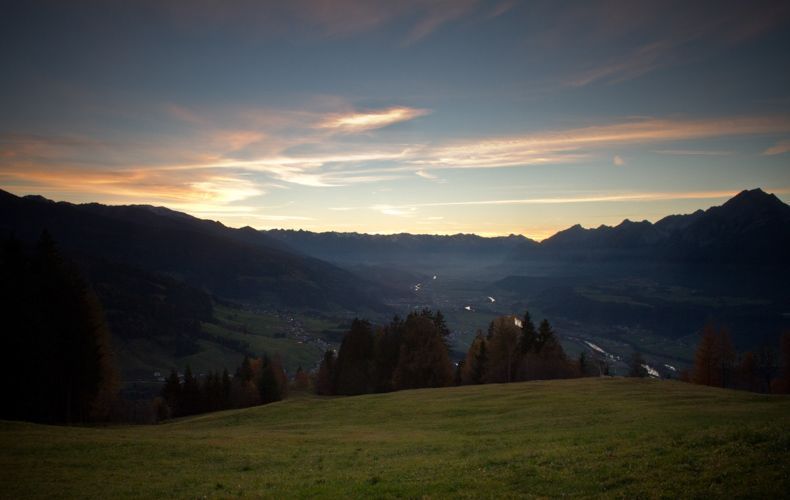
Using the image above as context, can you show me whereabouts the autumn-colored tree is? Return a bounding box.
[486,316,522,383]
[692,324,736,388]
[453,359,464,386]
[293,366,310,391]
[774,332,790,394]
[459,331,487,385]
[231,355,261,408]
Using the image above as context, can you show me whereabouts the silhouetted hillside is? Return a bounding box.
[0,190,387,312]
[264,230,537,273]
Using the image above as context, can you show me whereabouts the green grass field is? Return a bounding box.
[2,379,789,498]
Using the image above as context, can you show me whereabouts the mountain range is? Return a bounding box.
[1,187,788,380]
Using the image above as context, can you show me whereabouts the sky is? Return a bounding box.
[1,0,789,240]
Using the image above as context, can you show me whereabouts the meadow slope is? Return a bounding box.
[1,378,789,498]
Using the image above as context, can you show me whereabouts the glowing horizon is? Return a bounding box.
[1,1,789,238]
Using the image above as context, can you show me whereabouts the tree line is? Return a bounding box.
[159,354,289,419]
[683,323,790,394]
[315,309,583,397]
[0,232,118,424]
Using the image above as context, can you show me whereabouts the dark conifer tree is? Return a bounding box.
[629,352,648,378]
[221,368,232,405]
[334,319,376,395]
[181,365,200,415]
[0,231,118,423]
[578,352,588,376]
[316,350,337,395]
[237,355,254,383]
[434,310,451,346]
[161,369,182,416]
[520,311,537,354]
[392,311,453,390]
[373,318,403,392]
[258,355,281,404]
[535,319,555,353]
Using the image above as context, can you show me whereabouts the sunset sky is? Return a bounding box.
[2,1,789,240]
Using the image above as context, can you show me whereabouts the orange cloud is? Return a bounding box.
[318,106,431,133]
[410,116,790,170]
[763,139,790,155]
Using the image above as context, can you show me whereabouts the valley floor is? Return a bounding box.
[1,378,789,498]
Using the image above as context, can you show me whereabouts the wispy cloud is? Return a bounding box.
[763,139,790,155]
[350,188,790,213]
[402,0,479,46]
[613,155,626,166]
[565,41,673,87]
[407,116,790,170]
[4,111,790,232]
[553,1,790,87]
[371,204,418,217]
[317,106,431,133]
[652,149,734,156]
[5,114,790,199]
[415,169,438,179]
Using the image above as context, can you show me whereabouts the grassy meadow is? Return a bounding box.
[2,378,789,498]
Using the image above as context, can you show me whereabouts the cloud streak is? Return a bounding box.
[763,139,790,155]
[4,112,790,229]
[317,106,431,133]
[347,188,790,212]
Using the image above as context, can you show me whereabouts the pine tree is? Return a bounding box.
[334,319,376,395]
[161,369,182,416]
[520,311,537,354]
[629,352,648,378]
[535,319,555,353]
[0,231,118,423]
[578,352,588,376]
[258,355,282,404]
[237,355,254,383]
[434,310,451,346]
[221,368,232,407]
[392,311,452,390]
[316,350,337,395]
[181,365,200,415]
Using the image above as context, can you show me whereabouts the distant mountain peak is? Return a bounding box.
[710,188,790,226]
[22,194,54,204]
[722,188,785,210]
